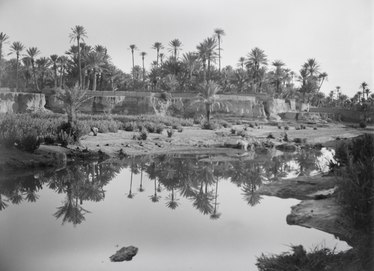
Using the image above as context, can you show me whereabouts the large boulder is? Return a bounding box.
[110,246,138,262]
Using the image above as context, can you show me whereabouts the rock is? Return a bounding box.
[110,246,138,262]
[91,127,99,136]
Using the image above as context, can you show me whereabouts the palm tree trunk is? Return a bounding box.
[15,54,19,91]
[77,38,82,88]
[131,50,135,90]
[206,103,211,123]
[218,37,221,73]
[92,71,97,91]
[53,66,57,88]
[0,44,2,88]
[31,61,39,91]
[156,48,159,67]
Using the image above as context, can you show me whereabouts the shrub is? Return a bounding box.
[283,133,289,142]
[284,126,289,130]
[177,126,183,133]
[217,119,231,128]
[201,121,219,130]
[237,130,246,137]
[43,135,56,145]
[335,134,374,230]
[123,121,136,131]
[236,120,243,125]
[172,123,181,129]
[359,121,367,128]
[167,128,174,138]
[267,133,275,139]
[19,132,40,152]
[139,130,148,140]
[249,123,255,128]
[155,123,165,134]
[57,122,82,146]
[230,128,236,135]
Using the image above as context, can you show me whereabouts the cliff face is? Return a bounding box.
[0,92,46,113]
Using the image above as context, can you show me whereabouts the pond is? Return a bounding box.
[0,148,348,271]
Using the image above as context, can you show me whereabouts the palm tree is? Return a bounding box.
[129,44,137,87]
[159,53,165,65]
[193,80,222,123]
[56,84,93,125]
[26,47,41,91]
[84,51,105,91]
[69,25,87,88]
[140,51,147,82]
[9,41,25,91]
[35,57,51,89]
[0,32,10,88]
[197,37,217,82]
[317,72,328,92]
[245,47,268,92]
[214,28,225,73]
[304,58,320,77]
[238,57,245,70]
[57,56,68,87]
[168,39,182,61]
[272,60,285,95]
[360,82,368,99]
[182,52,199,81]
[50,54,59,88]
[152,42,163,67]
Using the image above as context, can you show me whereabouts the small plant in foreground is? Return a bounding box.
[167,128,174,138]
[359,121,367,128]
[177,126,183,133]
[267,133,275,139]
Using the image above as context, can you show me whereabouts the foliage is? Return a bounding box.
[256,245,355,271]
[335,134,374,231]
[201,120,220,130]
[167,128,174,138]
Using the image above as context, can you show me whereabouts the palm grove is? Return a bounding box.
[0,27,371,108]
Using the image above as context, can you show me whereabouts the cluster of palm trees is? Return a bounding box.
[0,27,371,109]
[0,28,127,92]
[310,82,373,109]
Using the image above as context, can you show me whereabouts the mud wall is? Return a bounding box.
[0,92,46,113]
[310,107,374,123]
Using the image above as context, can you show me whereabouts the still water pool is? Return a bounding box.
[0,149,348,271]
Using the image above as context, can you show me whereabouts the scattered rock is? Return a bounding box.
[110,246,138,262]
[91,127,99,136]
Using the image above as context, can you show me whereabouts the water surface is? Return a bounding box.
[0,149,348,271]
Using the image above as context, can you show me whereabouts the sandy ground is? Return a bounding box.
[78,122,371,157]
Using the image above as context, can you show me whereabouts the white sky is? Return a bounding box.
[0,0,372,97]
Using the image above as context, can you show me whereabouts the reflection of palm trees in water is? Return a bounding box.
[210,178,221,220]
[138,169,145,192]
[0,195,8,210]
[54,183,90,226]
[241,164,263,206]
[127,167,135,199]
[149,178,161,203]
[166,187,179,210]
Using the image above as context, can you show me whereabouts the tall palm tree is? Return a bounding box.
[26,47,41,91]
[9,41,25,91]
[129,44,137,87]
[245,47,268,92]
[272,60,285,95]
[214,28,225,73]
[0,32,10,88]
[140,51,147,82]
[168,39,182,61]
[152,42,163,67]
[69,25,87,88]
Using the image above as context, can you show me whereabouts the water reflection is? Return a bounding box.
[0,148,328,225]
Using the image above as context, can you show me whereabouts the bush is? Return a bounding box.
[217,119,231,128]
[57,122,82,146]
[359,121,367,128]
[335,134,374,230]
[201,121,219,130]
[123,121,136,131]
[267,133,275,139]
[167,128,174,138]
[231,128,236,135]
[155,123,165,134]
[19,133,40,152]
[177,126,183,133]
[284,126,289,130]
